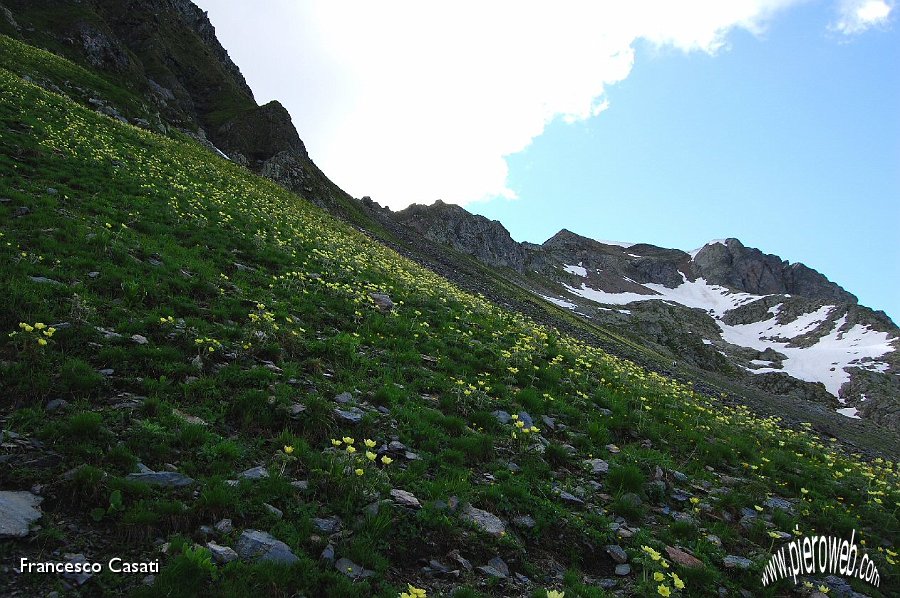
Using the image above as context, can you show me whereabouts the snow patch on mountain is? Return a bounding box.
[597,240,636,248]
[720,314,895,396]
[552,276,895,399]
[563,263,587,277]
[564,276,761,318]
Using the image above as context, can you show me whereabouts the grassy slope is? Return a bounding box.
[0,37,898,597]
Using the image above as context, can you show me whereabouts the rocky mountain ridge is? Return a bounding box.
[384,202,898,429]
[0,0,358,215]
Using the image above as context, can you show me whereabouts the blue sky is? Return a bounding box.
[472,5,899,320]
[196,1,898,320]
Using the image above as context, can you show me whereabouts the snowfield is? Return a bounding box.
[548,275,895,398]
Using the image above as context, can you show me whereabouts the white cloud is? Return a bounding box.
[199,1,811,208]
[832,0,893,34]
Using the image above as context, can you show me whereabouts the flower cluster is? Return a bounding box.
[638,545,686,597]
[194,336,223,353]
[510,414,540,439]
[330,436,392,476]
[399,585,426,598]
[8,322,57,347]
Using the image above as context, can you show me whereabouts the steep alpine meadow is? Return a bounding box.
[1,35,898,598]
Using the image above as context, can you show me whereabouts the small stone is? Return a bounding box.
[312,516,342,535]
[235,530,299,564]
[478,556,509,578]
[98,368,114,376]
[665,545,704,569]
[706,534,721,547]
[207,541,238,564]
[238,466,269,481]
[369,293,394,313]
[320,544,335,563]
[291,480,309,491]
[334,392,353,404]
[448,549,472,572]
[585,458,609,475]
[334,407,364,424]
[131,334,149,345]
[557,490,584,506]
[0,491,43,538]
[492,410,511,424]
[672,471,689,483]
[289,403,306,416]
[614,564,631,576]
[45,399,69,411]
[390,489,421,509]
[88,271,100,278]
[512,514,536,529]
[461,505,506,538]
[722,555,752,570]
[764,496,794,513]
[605,545,628,564]
[263,503,283,518]
[125,471,194,488]
[29,276,63,285]
[214,519,233,534]
[335,557,374,579]
[61,554,92,585]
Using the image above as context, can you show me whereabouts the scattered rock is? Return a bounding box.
[98,368,115,376]
[291,480,309,491]
[369,293,394,313]
[461,505,506,538]
[312,516,342,535]
[722,555,752,570]
[390,489,421,509]
[214,518,233,534]
[235,530,299,564]
[447,549,472,572]
[556,490,584,506]
[478,556,509,578]
[238,466,269,480]
[605,545,628,564]
[29,276,63,285]
[335,557,374,580]
[45,399,69,411]
[585,458,609,475]
[320,544,335,563]
[764,496,794,513]
[665,545,704,569]
[614,564,631,576]
[61,553,93,585]
[172,409,207,426]
[263,503,283,518]
[334,406,365,424]
[492,410,511,424]
[0,491,43,538]
[207,541,238,564]
[512,514,536,529]
[125,471,194,488]
[672,471,689,483]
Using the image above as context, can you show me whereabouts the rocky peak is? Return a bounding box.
[394,201,526,271]
[692,238,856,303]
